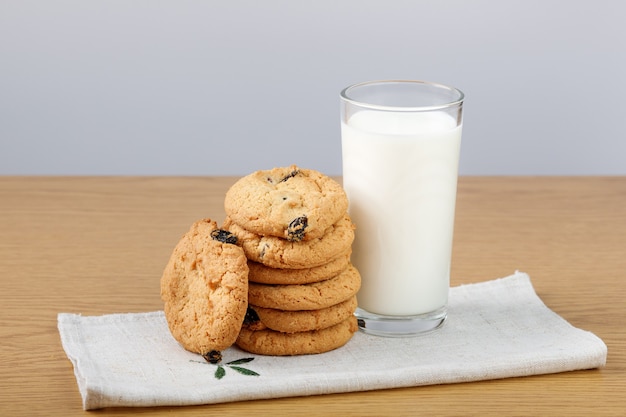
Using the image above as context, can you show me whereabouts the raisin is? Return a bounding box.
[243,306,260,326]
[210,229,238,245]
[279,169,300,183]
[259,243,269,259]
[202,350,222,364]
[287,216,308,242]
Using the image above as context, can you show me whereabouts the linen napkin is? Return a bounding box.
[58,271,607,410]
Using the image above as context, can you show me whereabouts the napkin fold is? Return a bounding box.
[58,271,607,410]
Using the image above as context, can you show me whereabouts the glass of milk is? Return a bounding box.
[340,80,464,337]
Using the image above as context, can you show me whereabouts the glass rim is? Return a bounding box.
[340,79,464,112]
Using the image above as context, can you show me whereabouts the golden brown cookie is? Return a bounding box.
[236,316,358,356]
[247,296,358,333]
[160,218,249,357]
[223,214,355,269]
[224,165,348,242]
[247,264,361,311]
[247,249,352,285]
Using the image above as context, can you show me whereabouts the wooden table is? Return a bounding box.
[1,176,624,416]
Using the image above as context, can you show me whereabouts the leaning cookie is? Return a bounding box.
[247,296,358,333]
[223,214,355,269]
[248,264,361,311]
[224,165,348,242]
[247,249,351,285]
[236,316,358,356]
[160,219,248,358]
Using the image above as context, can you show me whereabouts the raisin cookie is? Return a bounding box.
[224,165,348,242]
[247,296,358,333]
[247,265,361,311]
[247,249,351,285]
[236,316,358,356]
[160,218,249,356]
[223,214,355,269]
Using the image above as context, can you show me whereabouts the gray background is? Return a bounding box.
[1,0,625,176]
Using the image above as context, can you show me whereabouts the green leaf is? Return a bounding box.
[214,365,226,380]
[228,366,260,377]
[226,357,255,365]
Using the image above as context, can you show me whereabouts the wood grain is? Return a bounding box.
[0,176,624,416]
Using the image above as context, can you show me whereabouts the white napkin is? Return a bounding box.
[58,271,607,410]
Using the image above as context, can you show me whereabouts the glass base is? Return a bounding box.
[354,306,447,337]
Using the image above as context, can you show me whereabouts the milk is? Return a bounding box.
[342,110,462,316]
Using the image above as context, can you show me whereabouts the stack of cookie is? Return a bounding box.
[223,165,360,356]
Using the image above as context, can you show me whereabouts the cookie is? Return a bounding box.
[224,165,348,242]
[247,249,351,285]
[247,264,361,311]
[247,296,358,333]
[236,316,358,356]
[160,218,249,356]
[223,214,355,269]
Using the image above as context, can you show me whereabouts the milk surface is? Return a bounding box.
[342,110,462,316]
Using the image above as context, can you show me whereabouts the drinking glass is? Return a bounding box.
[340,80,464,336]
